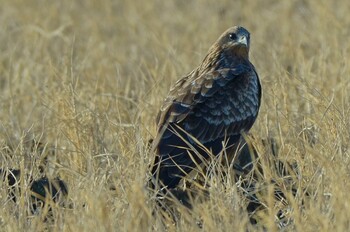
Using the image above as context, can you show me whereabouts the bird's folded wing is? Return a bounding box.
[155,65,259,145]
[157,65,251,123]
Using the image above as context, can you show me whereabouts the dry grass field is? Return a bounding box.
[0,0,350,231]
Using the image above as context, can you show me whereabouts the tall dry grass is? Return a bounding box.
[0,0,350,231]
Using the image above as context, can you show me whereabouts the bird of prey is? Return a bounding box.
[150,26,261,190]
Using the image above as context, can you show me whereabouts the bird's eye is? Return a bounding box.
[229,33,237,40]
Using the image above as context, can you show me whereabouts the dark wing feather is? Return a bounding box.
[152,64,261,188]
[156,65,252,126]
[156,64,260,145]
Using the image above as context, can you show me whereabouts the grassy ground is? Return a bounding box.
[0,0,350,231]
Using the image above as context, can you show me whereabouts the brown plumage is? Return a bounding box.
[151,26,261,189]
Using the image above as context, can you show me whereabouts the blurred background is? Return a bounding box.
[0,0,349,231]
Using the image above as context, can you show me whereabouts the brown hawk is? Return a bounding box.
[151,26,261,189]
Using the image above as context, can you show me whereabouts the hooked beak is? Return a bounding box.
[238,36,248,46]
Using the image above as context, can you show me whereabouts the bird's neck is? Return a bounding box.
[199,46,250,73]
[199,47,223,72]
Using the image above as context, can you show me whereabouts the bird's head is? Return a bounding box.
[216,26,250,58]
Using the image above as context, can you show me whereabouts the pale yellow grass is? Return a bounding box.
[0,0,350,231]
